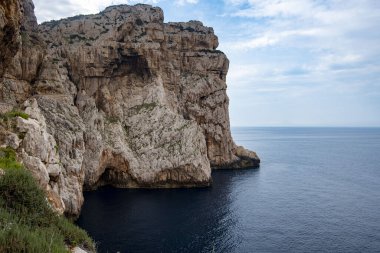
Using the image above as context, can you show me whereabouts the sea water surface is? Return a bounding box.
[76,127,380,253]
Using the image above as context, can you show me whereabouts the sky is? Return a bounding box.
[33,0,380,127]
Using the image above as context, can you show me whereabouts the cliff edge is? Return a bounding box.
[0,0,260,217]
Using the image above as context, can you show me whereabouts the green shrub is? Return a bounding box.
[0,110,29,120]
[0,147,23,170]
[0,165,95,252]
[0,166,54,225]
[130,102,157,115]
[55,218,95,249]
[0,214,67,253]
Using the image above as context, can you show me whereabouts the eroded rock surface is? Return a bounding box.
[0,0,259,216]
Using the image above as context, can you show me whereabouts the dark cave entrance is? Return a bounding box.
[94,166,137,189]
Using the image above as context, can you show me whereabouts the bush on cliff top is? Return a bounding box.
[0,151,95,253]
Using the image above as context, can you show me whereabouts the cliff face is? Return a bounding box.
[0,0,260,216]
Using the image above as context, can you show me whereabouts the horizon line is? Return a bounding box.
[230,125,380,128]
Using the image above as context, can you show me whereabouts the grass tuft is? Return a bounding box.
[0,147,23,170]
[0,110,29,120]
[0,153,95,252]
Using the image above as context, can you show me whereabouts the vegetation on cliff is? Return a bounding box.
[0,147,95,253]
[0,110,29,120]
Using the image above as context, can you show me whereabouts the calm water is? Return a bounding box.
[76,127,380,253]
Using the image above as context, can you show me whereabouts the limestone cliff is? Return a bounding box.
[0,0,260,217]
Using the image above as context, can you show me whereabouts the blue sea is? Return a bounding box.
[76,127,380,253]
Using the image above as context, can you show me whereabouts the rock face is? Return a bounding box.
[0,0,260,216]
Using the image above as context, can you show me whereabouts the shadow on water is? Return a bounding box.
[76,169,261,253]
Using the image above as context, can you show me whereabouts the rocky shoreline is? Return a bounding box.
[0,0,259,218]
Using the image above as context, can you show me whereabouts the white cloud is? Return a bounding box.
[316,53,364,71]
[34,0,198,23]
[230,35,278,49]
[232,0,317,18]
[221,0,380,86]
[175,0,199,6]
[226,28,326,50]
